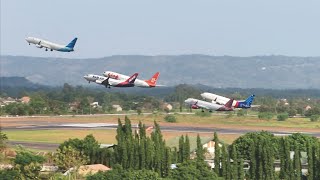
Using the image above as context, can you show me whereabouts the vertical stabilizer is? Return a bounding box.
[66,38,78,48]
[145,72,160,87]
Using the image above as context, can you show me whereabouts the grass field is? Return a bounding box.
[3,113,320,152]
[4,129,240,148]
[3,113,320,130]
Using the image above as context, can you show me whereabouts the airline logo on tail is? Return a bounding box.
[145,72,160,87]
[236,95,255,108]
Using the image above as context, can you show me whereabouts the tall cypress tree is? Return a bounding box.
[249,139,256,180]
[238,158,244,180]
[315,142,320,180]
[221,144,228,178]
[214,132,221,176]
[184,135,190,161]
[145,137,153,170]
[279,137,286,179]
[230,145,239,180]
[178,135,185,163]
[171,147,178,164]
[293,142,301,180]
[196,134,204,161]
[307,140,314,180]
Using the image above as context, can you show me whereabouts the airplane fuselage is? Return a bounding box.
[103,71,153,88]
[184,98,232,111]
[201,92,239,107]
[25,37,74,52]
[83,74,135,87]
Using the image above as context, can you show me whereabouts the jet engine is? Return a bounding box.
[35,44,43,48]
[191,105,199,109]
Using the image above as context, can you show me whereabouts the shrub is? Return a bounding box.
[258,112,274,120]
[164,115,177,123]
[277,113,289,121]
[310,115,320,122]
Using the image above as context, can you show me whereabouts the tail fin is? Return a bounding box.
[236,94,255,108]
[66,38,78,48]
[145,72,160,87]
[244,95,255,106]
[224,99,234,108]
[125,73,138,84]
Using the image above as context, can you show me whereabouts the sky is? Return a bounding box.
[1,0,320,58]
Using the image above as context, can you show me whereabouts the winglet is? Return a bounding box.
[145,72,160,87]
[125,73,139,84]
[224,99,234,108]
[66,38,78,48]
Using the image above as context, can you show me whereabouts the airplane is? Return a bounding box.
[201,92,256,109]
[184,98,234,112]
[103,71,162,88]
[25,37,77,52]
[83,73,138,88]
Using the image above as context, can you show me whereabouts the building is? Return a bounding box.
[20,96,31,104]
[112,105,122,112]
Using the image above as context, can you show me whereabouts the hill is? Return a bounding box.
[1,55,320,89]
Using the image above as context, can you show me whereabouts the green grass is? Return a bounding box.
[4,129,117,144]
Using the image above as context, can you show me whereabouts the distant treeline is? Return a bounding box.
[2,76,320,99]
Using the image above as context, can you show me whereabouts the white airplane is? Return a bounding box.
[201,92,256,109]
[25,37,77,52]
[103,71,162,88]
[83,73,138,88]
[185,98,234,112]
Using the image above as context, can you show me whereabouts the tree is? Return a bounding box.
[178,135,185,163]
[0,169,20,180]
[184,135,190,161]
[293,142,302,180]
[221,144,228,178]
[310,115,320,122]
[169,160,218,180]
[196,134,204,161]
[277,113,289,121]
[54,145,88,171]
[164,114,177,123]
[230,145,239,180]
[0,125,8,152]
[14,150,45,179]
[213,132,221,176]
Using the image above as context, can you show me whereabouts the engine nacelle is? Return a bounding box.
[191,105,199,109]
[35,44,43,48]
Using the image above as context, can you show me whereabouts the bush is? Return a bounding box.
[258,112,274,120]
[277,113,289,121]
[310,115,320,122]
[164,115,177,123]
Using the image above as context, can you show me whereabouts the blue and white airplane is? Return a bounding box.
[201,92,257,109]
[25,37,77,52]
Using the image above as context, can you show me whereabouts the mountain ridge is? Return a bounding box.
[1,55,320,89]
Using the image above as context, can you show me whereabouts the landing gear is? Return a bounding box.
[29,43,30,45]
[50,49,53,51]
[45,48,48,51]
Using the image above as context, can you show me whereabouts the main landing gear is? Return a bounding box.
[45,48,48,51]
